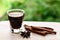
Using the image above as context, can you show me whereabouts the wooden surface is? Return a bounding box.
[0,21,60,40]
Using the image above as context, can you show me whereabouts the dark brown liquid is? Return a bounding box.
[8,15,24,29]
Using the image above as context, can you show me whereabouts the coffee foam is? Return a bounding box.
[8,12,23,17]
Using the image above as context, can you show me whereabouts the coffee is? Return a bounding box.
[8,12,24,29]
[7,9,25,33]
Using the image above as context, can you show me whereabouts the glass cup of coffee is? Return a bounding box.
[7,9,25,33]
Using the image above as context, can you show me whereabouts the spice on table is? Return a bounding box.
[31,26,56,34]
[24,24,56,36]
[20,30,31,38]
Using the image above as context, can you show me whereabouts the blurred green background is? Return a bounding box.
[0,0,60,22]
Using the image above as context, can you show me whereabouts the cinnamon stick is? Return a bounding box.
[31,26,56,34]
[24,25,56,34]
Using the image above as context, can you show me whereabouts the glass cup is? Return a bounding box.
[7,9,25,33]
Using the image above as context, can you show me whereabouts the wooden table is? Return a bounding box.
[0,21,60,40]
